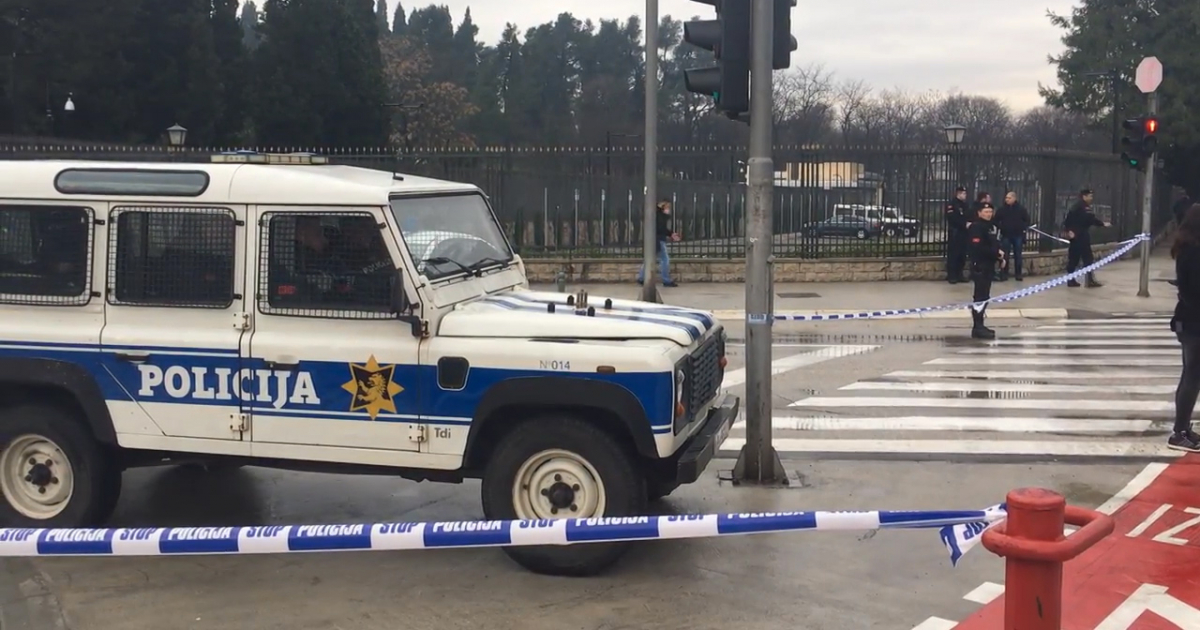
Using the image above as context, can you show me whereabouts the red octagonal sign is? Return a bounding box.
[956,455,1200,629]
[1136,57,1163,94]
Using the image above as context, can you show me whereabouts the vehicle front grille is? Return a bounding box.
[676,333,725,433]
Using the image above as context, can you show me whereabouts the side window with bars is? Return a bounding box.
[258,212,396,319]
[107,207,238,308]
[0,205,94,305]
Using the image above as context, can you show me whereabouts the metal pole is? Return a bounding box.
[1137,92,1158,298]
[733,0,787,486]
[640,0,661,303]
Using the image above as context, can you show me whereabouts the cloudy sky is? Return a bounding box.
[246,0,1081,112]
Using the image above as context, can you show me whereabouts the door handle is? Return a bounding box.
[114,351,150,363]
[264,360,298,370]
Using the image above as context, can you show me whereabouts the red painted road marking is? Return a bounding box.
[955,455,1200,629]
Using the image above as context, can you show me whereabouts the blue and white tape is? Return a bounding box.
[760,233,1147,321]
[1027,224,1071,244]
[0,507,1007,564]
[939,503,1007,566]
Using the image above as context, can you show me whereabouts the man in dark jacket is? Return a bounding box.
[994,191,1031,281]
[944,186,970,284]
[967,202,1004,339]
[637,198,679,287]
[1062,188,1110,288]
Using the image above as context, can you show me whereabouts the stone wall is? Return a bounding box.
[522,243,1125,283]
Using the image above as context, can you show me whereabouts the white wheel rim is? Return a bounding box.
[512,449,606,520]
[0,434,75,520]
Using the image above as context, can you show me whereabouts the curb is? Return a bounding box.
[709,307,1068,321]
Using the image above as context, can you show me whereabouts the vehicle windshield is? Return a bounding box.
[389,192,514,281]
[883,209,898,219]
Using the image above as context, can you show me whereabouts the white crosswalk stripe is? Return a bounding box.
[720,314,1189,461]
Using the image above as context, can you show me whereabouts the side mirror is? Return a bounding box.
[391,268,425,337]
[390,268,411,314]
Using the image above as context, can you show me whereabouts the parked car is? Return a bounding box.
[832,204,921,238]
[803,215,881,240]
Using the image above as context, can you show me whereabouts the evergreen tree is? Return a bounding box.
[254,0,386,146]
[375,0,389,36]
[122,0,223,144]
[212,0,251,143]
[391,1,407,36]
[239,0,261,49]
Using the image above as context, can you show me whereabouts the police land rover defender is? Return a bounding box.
[0,153,737,576]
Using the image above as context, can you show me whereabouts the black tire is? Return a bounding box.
[902,226,915,238]
[647,479,681,502]
[856,229,868,240]
[0,403,121,527]
[481,415,647,577]
[884,227,898,238]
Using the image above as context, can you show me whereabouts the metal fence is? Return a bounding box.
[1,143,1172,259]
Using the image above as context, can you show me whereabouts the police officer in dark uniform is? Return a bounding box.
[944,186,970,284]
[967,202,1004,339]
[1062,188,1110,288]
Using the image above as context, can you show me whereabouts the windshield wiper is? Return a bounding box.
[467,256,511,273]
[422,256,473,276]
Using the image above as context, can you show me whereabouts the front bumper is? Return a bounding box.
[671,393,740,485]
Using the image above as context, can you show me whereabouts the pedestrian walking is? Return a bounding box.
[967,202,1004,339]
[1167,201,1200,453]
[1062,188,1109,288]
[994,191,1030,281]
[944,186,970,284]
[636,198,680,288]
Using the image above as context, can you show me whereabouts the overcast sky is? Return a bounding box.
[247,0,1080,112]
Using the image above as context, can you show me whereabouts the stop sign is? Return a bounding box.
[1135,57,1163,93]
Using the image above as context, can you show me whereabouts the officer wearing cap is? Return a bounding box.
[967,202,1004,339]
[1062,188,1110,288]
[944,186,970,284]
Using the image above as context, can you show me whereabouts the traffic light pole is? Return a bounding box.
[733,0,787,486]
[640,0,662,304]
[1137,92,1158,298]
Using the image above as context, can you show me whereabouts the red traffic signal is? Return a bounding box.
[1145,117,1158,134]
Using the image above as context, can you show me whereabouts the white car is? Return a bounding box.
[0,153,736,576]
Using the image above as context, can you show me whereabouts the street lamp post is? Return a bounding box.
[943,123,966,194]
[166,124,187,161]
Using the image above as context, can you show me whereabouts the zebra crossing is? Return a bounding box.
[719,314,1188,461]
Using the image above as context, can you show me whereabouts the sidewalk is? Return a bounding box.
[530,251,1178,320]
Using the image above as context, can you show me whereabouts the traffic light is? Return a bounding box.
[1120,115,1160,171]
[683,0,752,119]
[773,0,798,69]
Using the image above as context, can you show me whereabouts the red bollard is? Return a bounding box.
[981,488,1115,630]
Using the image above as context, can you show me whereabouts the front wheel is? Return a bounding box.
[481,415,647,576]
[856,229,868,240]
[0,403,122,527]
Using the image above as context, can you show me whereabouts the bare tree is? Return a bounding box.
[772,63,836,143]
[833,79,871,145]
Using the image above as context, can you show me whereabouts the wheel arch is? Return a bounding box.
[0,357,118,446]
[463,376,660,472]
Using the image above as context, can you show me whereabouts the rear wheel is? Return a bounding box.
[856,229,868,240]
[0,403,121,527]
[481,415,647,576]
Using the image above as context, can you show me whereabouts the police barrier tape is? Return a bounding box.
[758,233,1148,322]
[0,506,1007,563]
[1027,224,1072,244]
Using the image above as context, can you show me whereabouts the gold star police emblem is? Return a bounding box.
[341,355,404,419]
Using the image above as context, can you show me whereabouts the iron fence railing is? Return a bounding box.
[0,143,1163,259]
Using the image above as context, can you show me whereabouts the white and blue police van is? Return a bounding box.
[0,152,736,575]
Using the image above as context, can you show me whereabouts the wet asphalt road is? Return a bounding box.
[0,314,1181,630]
